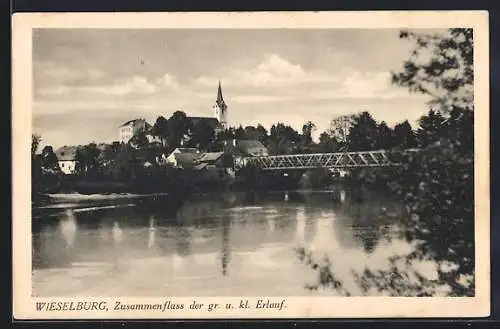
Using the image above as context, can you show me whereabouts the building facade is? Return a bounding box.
[119,118,149,143]
[55,146,78,175]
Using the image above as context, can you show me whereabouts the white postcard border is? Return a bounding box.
[12,11,490,319]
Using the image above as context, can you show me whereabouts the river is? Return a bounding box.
[31,189,444,297]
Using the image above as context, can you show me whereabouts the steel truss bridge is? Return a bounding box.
[240,149,419,171]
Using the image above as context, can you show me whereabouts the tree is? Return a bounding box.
[256,124,268,144]
[392,120,417,149]
[112,144,136,182]
[416,109,446,148]
[329,115,355,149]
[152,116,169,147]
[166,111,192,149]
[99,142,121,178]
[190,120,215,151]
[31,135,61,195]
[75,143,102,180]
[234,125,246,140]
[129,130,149,149]
[443,107,474,152]
[39,146,60,173]
[376,121,393,150]
[270,123,300,144]
[217,127,236,141]
[269,123,300,154]
[32,134,42,157]
[318,132,340,153]
[391,28,473,111]
[244,126,259,141]
[348,112,379,151]
[301,121,316,146]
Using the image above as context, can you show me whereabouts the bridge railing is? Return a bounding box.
[240,149,419,170]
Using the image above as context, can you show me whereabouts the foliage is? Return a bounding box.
[189,120,216,151]
[31,134,61,195]
[391,28,473,111]
[255,124,268,144]
[129,130,149,149]
[297,28,475,296]
[393,120,418,149]
[376,121,393,150]
[416,110,446,147]
[166,111,192,149]
[301,121,316,146]
[152,116,169,146]
[75,143,102,180]
[329,115,354,147]
[234,125,246,140]
[347,112,379,151]
[318,132,340,153]
[32,134,42,157]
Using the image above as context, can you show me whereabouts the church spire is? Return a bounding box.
[216,80,227,111]
[213,80,228,129]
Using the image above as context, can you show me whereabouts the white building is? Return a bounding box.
[119,118,150,144]
[164,148,201,168]
[55,146,78,175]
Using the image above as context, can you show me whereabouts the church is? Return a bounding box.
[118,81,229,144]
[186,80,228,134]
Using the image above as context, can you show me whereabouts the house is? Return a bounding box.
[119,118,151,144]
[224,139,269,157]
[223,139,269,169]
[55,146,78,175]
[164,148,202,169]
[236,140,269,156]
[197,152,230,168]
[192,152,235,185]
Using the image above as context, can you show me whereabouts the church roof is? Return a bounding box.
[215,81,227,111]
[188,117,222,130]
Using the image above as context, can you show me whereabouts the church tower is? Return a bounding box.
[213,81,228,129]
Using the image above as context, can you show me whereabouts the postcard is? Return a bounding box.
[12,11,490,319]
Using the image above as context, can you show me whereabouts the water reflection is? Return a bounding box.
[59,209,77,249]
[295,206,306,243]
[32,190,411,296]
[220,217,230,276]
[112,221,123,246]
[148,216,156,249]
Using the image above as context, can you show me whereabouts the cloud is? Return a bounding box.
[35,61,106,86]
[88,76,157,96]
[38,75,162,98]
[194,54,423,104]
[196,54,340,89]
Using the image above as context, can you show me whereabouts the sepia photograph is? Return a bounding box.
[12,11,490,319]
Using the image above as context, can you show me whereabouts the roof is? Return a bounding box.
[237,140,267,150]
[172,148,200,154]
[120,118,148,128]
[171,153,202,167]
[215,81,227,112]
[55,146,78,161]
[188,117,222,130]
[193,163,208,171]
[237,140,268,155]
[198,152,225,163]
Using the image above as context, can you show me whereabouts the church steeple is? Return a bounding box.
[213,80,228,128]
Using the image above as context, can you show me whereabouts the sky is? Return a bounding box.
[32,28,444,149]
